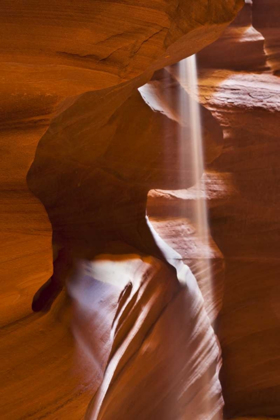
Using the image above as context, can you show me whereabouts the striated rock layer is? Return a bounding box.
[198,3,280,416]
[0,1,244,420]
[0,0,243,326]
[154,0,280,417]
[3,0,280,419]
[253,0,280,75]
[26,65,225,419]
[78,253,223,420]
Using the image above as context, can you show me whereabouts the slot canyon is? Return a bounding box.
[0,0,280,419]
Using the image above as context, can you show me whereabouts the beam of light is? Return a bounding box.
[179,54,213,304]
[178,55,216,418]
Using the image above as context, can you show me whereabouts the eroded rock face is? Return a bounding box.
[0,1,244,419]
[27,69,224,321]
[81,254,222,420]
[150,1,280,417]
[0,0,244,125]
[253,0,280,75]
[3,1,280,420]
[27,70,222,252]
[197,0,267,71]
[0,0,243,326]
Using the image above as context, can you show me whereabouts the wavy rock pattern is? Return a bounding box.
[0,0,243,326]
[155,0,280,417]
[25,64,225,419]
[6,1,280,420]
[253,0,280,75]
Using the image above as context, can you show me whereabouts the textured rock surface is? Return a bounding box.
[24,67,226,419]
[0,1,244,419]
[197,0,267,71]
[154,0,280,417]
[79,253,222,420]
[2,0,280,419]
[27,69,223,277]
[253,0,280,74]
[0,0,242,325]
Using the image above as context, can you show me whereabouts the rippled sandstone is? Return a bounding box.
[160,0,280,417]
[5,1,280,420]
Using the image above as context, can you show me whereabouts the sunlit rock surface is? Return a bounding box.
[159,0,280,417]
[78,253,222,420]
[6,0,280,419]
[253,0,280,75]
[0,0,243,325]
[197,0,267,71]
[0,0,244,419]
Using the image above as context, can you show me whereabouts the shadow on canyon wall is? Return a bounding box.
[27,68,223,312]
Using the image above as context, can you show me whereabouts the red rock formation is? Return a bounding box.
[8,1,280,419]
[197,0,267,71]
[0,0,280,420]
[21,66,225,419]
[81,253,222,420]
[155,1,280,417]
[253,0,280,75]
[27,69,223,274]
[0,0,243,327]
[0,1,244,419]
